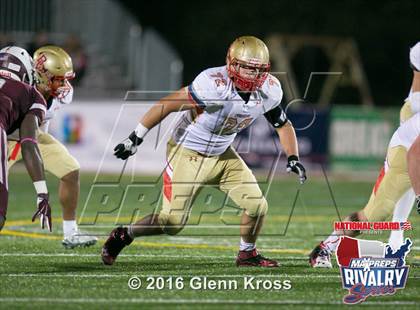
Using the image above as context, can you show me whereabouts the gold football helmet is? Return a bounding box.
[33,45,75,98]
[226,36,270,91]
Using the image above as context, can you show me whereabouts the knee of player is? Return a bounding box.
[163,224,185,236]
[244,197,268,217]
[348,211,366,222]
[61,169,80,183]
[342,211,367,235]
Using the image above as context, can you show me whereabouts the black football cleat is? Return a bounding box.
[236,249,279,267]
[309,243,332,268]
[101,227,133,265]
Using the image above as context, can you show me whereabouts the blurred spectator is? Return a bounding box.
[27,31,51,55]
[63,34,88,86]
[0,33,15,48]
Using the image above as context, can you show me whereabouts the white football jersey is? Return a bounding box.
[389,112,420,150]
[40,85,74,132]
[172,66,284,156]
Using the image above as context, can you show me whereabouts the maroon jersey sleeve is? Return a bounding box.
[26,86,47,125]
[0,78,47,133]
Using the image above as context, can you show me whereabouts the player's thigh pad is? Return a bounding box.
[38,132,80,179]
[159,140,220,234]
[363,146,411,221]
[218,147,268,217]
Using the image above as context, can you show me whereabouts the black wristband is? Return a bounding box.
[128,132,143,146]
[287,155,299,162]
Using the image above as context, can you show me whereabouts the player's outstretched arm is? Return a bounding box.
[114,87,196,160]
[20,114,52,231]
[407,135,420,214]
[276,123,307,184]
[141,87,196,129]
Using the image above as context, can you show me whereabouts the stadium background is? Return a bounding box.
[2,0,420,175]
[0,0,419,308]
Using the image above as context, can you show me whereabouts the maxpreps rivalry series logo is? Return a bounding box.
[336,237,412,304]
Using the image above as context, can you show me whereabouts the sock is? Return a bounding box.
[389,231,404,252]
[389,189,415,251]
[322,232,341,253]
[239,238,256,252]
[63,220,77,238]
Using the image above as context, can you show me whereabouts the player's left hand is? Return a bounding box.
[113,132,143,160]
[32,193,52,232]
[286,155,307,184]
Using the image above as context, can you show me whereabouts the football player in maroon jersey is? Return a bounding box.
[0,46,52,232]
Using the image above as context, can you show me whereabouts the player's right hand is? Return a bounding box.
[32,193,52,232]
[113,132,143,160]
[286,155,307,184]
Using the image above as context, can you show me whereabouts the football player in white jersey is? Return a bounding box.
[388,41,420,250]
[7,46,97,248]
[309,42,420,268]
[101,36,307,267]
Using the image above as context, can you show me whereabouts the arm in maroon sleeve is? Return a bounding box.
[19,113,45,182]
[20,86,47,181]
[20,86,52,231]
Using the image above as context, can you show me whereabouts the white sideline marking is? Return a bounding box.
[0,253,232,258]
[0,297,416,305]
[0,274,347,279]
[0,253,308,260]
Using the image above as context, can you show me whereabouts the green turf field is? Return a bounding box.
[0,171,419,309]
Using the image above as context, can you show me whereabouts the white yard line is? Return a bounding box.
[0,253,231,258]
[0,297,416,305]
[0,253,308,260]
